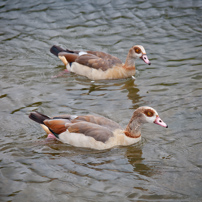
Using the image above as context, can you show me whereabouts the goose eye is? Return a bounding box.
[134,47,141,54]
[144,109,154,117]
[147,111,152,116]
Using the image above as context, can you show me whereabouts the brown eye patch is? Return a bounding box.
[134,47,141,54]
[144,109,154,117]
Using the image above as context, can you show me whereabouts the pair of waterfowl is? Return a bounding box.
[29,44,168,150]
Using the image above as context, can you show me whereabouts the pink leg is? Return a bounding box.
[47,133,57,139]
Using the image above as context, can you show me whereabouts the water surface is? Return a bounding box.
[0,0,202,201]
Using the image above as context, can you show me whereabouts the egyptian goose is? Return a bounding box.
[50,45,151,80]
[29,106,167,150]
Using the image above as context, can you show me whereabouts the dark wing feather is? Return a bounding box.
[29,111,50,124]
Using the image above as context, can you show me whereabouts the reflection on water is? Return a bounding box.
[0,0,202,201]
[121,79,141,109]
[126,145,154,177]
[80,79,141,109]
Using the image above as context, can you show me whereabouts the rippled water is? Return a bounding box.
[0,0,202,201]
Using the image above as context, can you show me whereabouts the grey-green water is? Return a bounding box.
[0,0,202,201]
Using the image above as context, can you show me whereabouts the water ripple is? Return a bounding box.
[0,0,202,201]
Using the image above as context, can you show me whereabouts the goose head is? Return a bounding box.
[125,106,168,138]
[131,45,151,65]
[137,106,168,127]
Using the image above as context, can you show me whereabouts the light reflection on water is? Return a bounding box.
[0,0,202,201]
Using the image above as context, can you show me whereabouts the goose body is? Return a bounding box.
[29,106,167,150]
[50,45,151,80]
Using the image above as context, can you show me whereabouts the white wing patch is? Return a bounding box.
[70,115,78,120]
[79,51,88,56]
